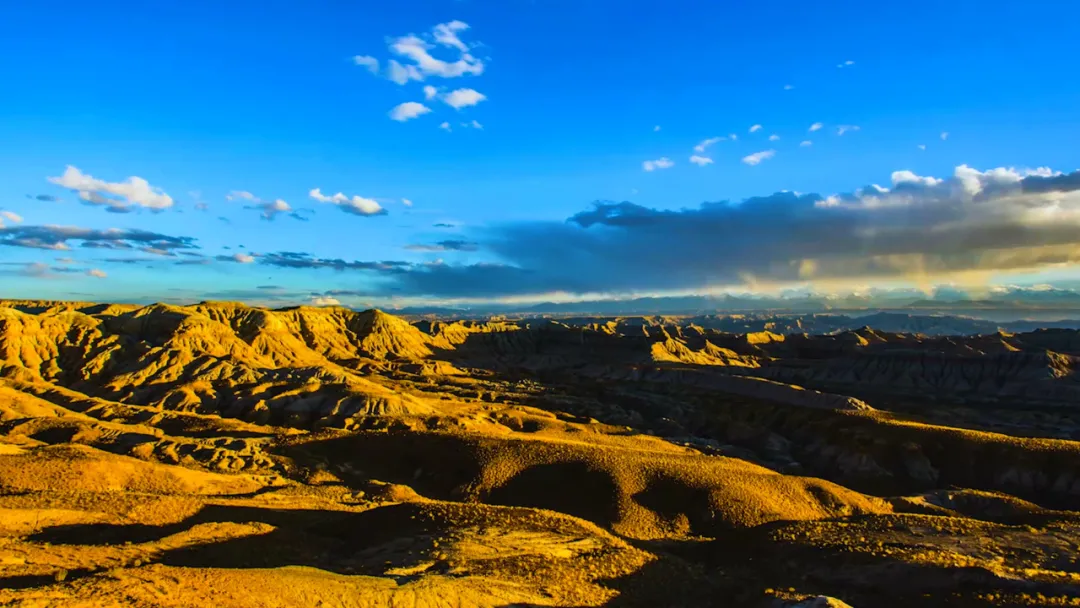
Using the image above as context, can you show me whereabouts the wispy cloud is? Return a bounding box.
[809,122,823,132]
[0,225,197,252]
[742,150,776,166]
[0,262,82,279]
[260,252,410,271]
[694,136,724,153]
[837,60,855,68]
[768,134,780,141]
[689,155,714,166]
[405,239,478,252]
[360,20,484,87]
[387,22,484,81]
[388,60,422,85]
[642,157,675,172]
[353,55,379,74]
[749,124,763,133]
[0,211,23,226]
[836,125,860,136]
[247,200,294,220]
[389,101,432,122]
[941,131,950,141]
[227,191,306,221]
[800,140,813,147]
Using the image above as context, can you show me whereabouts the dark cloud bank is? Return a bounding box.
[270,166,1080,299]
[12,166,1080,302]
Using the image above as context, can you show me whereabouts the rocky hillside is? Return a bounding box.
[4,300,1080,606]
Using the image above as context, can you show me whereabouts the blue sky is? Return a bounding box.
[2,0,1080,308]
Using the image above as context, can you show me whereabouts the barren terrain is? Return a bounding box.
[3,300,1080,606]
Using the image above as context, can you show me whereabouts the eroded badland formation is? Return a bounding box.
[3,300,1080,606]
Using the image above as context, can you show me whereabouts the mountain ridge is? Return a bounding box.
[4,299,1080,606]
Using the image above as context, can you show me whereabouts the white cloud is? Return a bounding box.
[252,199,293,220]
[389,101,432,122]
[439,121,452,131]
[768,134,780,141]
[954,164,1024,196]
[742,150,776,166]
[432,20,471,53]
[689,155,713,166]
[1025,166,1061,178]
[891,170,943,187]
[309,188,387,216]
[918,144,927,151]
[653,125,661,132]
[809,122,823,132]
[468,119,483,129]
[0,211,23,223]
[48,165,174,212]
[423,85,438,100]
[749,124,763,133]
[642,157,675,172]
[353,55,379,74]
[87,269,107,278]
[388,25,484,80]
[729,133,738,141]
[355,21,484,90]
[387,59,423,85]
[232,253,256,264]
[190,191,209,211]
[226,191,256,201]
[441,87,486,109]
[784,84,794,90]
[693,136,724,153]
[838,60,855,68]
[226,191,302,221]
[311,296,341,307]
[941,131,950,141]
[836,125,860,136]
[402,198,413,207]
[800,140,813,147]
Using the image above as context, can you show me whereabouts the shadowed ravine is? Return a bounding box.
[3,300,1080,606]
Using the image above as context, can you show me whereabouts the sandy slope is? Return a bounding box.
[3,300,1080,606]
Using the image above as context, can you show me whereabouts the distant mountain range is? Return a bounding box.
[389,289,1080,321]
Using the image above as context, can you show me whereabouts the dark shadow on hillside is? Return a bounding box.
[412,327,1080,511]
[21,493,1080,607]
